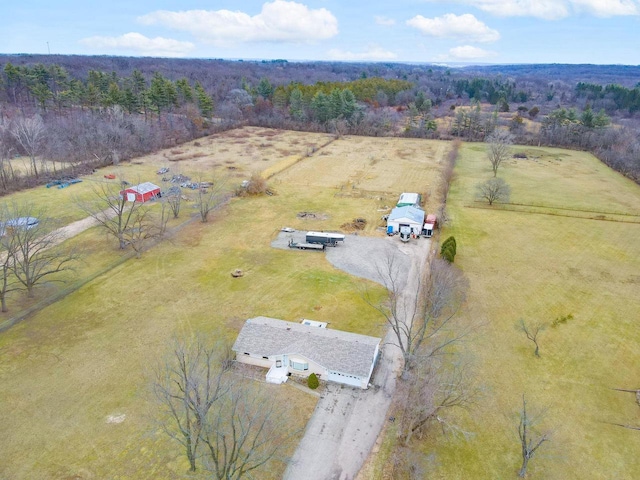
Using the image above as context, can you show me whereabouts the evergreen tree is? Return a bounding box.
[289,87,305,121]
[311,91,331,123]
[175,78,194,104]
[256,77,274,99]
[195,82,214,117]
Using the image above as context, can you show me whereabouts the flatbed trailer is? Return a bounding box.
[288,240,326,251]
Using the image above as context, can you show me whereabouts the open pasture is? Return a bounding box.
[276,136,449,213]
[422,143,640,479]
[0,128,448,478]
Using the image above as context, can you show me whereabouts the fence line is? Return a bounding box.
[0,214,199,333]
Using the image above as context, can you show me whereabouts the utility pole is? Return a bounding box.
[47,42,50,55]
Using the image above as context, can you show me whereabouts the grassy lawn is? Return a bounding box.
[421,143,640,478]
[0,128,452,479]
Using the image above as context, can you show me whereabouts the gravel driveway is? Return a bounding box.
[271,230,424,288]
[275,230,432,480]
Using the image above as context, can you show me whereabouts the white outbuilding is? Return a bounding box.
[386,205,425,235]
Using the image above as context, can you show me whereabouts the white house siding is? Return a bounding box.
[328,371,366,388]
[236,352,328,379]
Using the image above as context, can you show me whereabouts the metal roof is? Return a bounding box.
[129,182,160,194]
[232,317,381,378]
[388,205,425,224]
[397,192,420,206]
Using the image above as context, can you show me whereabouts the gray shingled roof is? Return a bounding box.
[232,317,381,378]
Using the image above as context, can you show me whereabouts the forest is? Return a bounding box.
[0,54,639,192]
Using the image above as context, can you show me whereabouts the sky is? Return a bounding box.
[1,0,640,65]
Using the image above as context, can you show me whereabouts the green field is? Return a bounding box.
[420,144,640,478]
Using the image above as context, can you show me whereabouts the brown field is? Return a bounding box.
[0,127,448,479]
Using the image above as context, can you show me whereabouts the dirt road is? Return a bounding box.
[283,236,431,480]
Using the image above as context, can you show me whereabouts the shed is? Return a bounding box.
[396,192,421,208]
[120,182,161,203]
[386,205,425,235]
[232,316,381,389]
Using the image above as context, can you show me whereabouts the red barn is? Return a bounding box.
[120,182,161,203]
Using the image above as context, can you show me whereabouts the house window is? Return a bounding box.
[276,360,282,367]
[289,360,309,371]
[262,356,269,359]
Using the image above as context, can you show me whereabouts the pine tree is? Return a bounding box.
[195,82,214,117]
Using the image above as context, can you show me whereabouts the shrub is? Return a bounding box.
[441,236,457,256]
[441,247,455,263]
[551,313,574,328]
[441,238,456,262]
[245,172,268,196]
[308,373,319,390]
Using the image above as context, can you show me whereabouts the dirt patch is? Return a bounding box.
[297,212,329,220]
[341,218,368,231]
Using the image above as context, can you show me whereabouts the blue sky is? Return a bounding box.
[1,1,639,64]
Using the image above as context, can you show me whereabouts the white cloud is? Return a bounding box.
[138,1,338,45]
[572,0,639,17]
[406,13,500,42]
[327,45,398,61]
[80,33,194,57]
[448,45,497,59]
[423,1,640,20]
[375,15,396,26]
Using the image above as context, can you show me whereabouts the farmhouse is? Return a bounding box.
[120,182,161,203]
[232,316,381,389]
[396,192,422,208]
[386,205,425,235]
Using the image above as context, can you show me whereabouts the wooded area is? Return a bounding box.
[0,55,639,191]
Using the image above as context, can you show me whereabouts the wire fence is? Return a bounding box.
[0,214,199,333]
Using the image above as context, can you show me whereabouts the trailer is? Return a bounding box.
[305,231,345,247]
[288,239,326,251]
[422,214,437,238]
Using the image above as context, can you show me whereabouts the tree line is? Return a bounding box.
[3,62,214,117]
[1,56,639,190]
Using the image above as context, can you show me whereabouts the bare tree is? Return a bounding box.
[122,206,164,258]
[78,180,149,250]
[399,356,476,445]
[0,218,20,312]
[486,130,513,177]
[365,254,469,374]
[195,176,229,223]
[153,337,293,478]
[10,115,46,179]
[3,203,77,298]
[518,319,545,357]
[153,337,231,472]
[165,190,182,219]
[518,394,551,477]
[200,383,292,480]
[476,177,511,205]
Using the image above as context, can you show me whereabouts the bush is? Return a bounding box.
[245,172,268,196]
[551,313,574,328]
[307,373,319,390]
[441,236,457,256]
[441,245,456,263]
